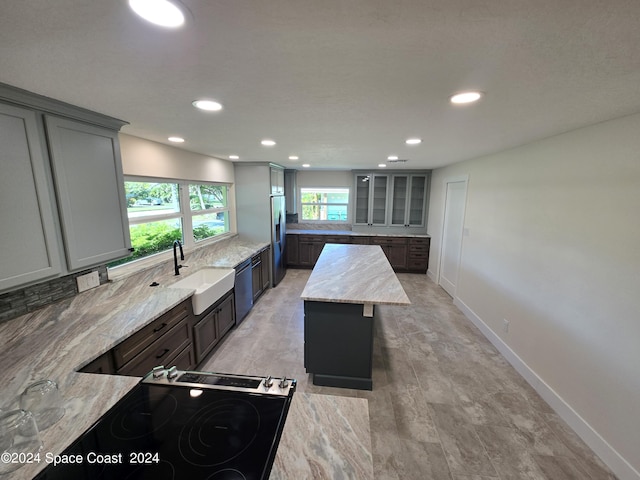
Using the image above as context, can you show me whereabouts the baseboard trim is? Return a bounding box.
[453,296,640,480]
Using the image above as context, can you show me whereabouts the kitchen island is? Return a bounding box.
[301,243,410,389]
[0,235,372,479]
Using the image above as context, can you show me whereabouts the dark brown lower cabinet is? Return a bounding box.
[287,233,429,273]
[192,290,235,365]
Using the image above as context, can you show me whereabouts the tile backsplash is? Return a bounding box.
[0,266,108,324]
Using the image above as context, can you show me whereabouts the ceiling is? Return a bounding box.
[2,1,640,171]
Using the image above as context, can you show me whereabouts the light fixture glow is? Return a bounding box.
[288,155,299,160]
[192,99,223,111]
[189,389,203,398]
[387,155,398,160]
[261,139,276,146]
[168,136,184,143]
[450,91,483,104]
[128,0,185,28]
[378,163,387,168]
[405,138,422,145]
[302,163,310,168]
[229,155,239,160]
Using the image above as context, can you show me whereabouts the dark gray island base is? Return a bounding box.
[300,244,410,390]
[304,301,375,390]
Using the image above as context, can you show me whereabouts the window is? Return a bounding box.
[189,183,230,242]
[110,178,231,266]
[300,187,349,222]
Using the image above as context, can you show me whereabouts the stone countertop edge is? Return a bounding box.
[0,236,373,480]
[271,393,373,479]
[300,244,411,305]
[286,228,430,238]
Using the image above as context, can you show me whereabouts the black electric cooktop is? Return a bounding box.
[34,370,295,480]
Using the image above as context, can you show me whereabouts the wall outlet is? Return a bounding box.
[76,271,100,293]
[502,318,510,333]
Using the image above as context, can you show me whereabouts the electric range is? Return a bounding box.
[34,367,296,480]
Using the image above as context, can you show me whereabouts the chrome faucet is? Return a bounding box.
[173,240,184,275]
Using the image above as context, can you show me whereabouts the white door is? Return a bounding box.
[439,179,467,297]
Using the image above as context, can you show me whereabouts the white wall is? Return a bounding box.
[427,113,640,479]
[119,134,234,184]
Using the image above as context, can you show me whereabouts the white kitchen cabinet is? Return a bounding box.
[0,83,130,293]
[0,103,62,292]
[390,173,430,227]
[270,166,284,194]
[354,174,389,226]
[45,115,131,270]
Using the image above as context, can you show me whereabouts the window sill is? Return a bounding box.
[107,232,236,282]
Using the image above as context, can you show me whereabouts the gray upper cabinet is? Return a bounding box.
[271,166,284,195]
[45,115,131,271]
[354,174,389,226]
[0,103,62,292]
[390,174,429,227]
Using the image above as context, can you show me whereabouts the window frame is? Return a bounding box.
[299,187,350,223]
[110,176,233,271]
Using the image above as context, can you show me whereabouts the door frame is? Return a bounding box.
[437,174,469,298]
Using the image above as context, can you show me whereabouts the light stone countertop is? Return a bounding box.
[0,235,373,479]
[286,228,430,238]
[300,244,411,305]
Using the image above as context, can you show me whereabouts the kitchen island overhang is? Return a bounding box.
[300,244,410,390]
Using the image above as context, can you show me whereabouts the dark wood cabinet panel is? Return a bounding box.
[260,247,270,291]
[79,351,115,375]
[217,292,235,338]
[286,234,299,265]
[287,233,428,273]
[113,300,192,370]
[252,255,262,301]
[116,318,192,376]
[193,309,219,364]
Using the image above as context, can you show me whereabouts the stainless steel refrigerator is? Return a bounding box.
[271,195,286,286]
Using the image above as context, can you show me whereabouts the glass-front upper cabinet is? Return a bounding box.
[354,174,389,225]
[390,174,428,227]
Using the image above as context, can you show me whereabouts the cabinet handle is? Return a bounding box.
[153,323,167,333]
[155,348,170,359]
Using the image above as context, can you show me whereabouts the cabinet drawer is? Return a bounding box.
[370,236,408,245]
[113,300,191,369]
[350,236,370,244]
[167,343,196,371]
[116,318,191,376]
[299,235,325,242]
[408,252,429,260]
[409,244,429,253]
[408,237,430,245]
[407,260,428,272]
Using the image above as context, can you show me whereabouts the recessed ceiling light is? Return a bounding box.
[261,139,276,146]
[378,164,387,168]
[128,0,185,28]
[302,164,310,168]
[406,138,422,145]
[192,99,223,111]
[229,155,239,160]
[387,155,398,161]
[168,136,184,143]
[450,91,483,104]
[288,155,299,160]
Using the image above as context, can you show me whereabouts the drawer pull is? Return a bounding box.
[153,323,168,333]
[156,348,170,359]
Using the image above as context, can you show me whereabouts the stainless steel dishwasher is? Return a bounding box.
[234,258,253,324]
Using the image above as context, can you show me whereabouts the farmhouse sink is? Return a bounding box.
[168,268,235,315]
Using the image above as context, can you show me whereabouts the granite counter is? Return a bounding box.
[0,236,372,479]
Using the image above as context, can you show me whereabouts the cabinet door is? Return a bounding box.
[407,175,427,226]
[44,115,131,271]
[0,103,62,292]
[193,309,219,364]
[260,248,270,290]
[354,175,371,224]
[370,175,389,225]
[251,259,262,301]
[271,167,284,194]
[285,235,299,265]
[217,293,236,338]
[298,240,313,266]
[390,175,409,226]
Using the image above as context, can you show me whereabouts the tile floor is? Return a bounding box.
[202,269,618,480]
